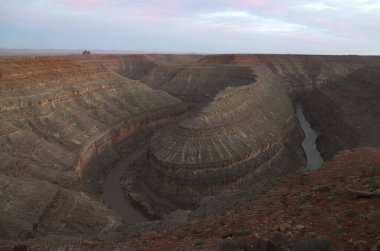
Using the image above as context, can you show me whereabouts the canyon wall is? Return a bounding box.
[139,66,305,205]
[299,66,380,159]
[0,55,187,239]
[116,54,380,209]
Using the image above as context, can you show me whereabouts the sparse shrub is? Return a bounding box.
[335,216,345,224]
[330,226,347,236]
[300,194,312,204]
[230,229,251,237]
[156,248,168,251]
[191,228,200,235]
[194,239,205,247]
[362,178,380,189]
[290,209,302,217]
[306,207,321,217]
[343,209,358,218]
[218,239,252,251]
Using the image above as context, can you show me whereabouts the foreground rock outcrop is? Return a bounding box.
[132,148,380,250]
[26,147,380,250]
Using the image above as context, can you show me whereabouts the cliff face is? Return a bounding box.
[139,64,256,102]
[300,66,380,159]
[0,55,186,238]
[137,66,305,205]
[117,54,380,209]
[194,55,380,160]
[199,54,379,88]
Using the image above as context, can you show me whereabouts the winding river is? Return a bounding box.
[102,144,148,224]
[102,104,323,224]
[295,104,324,170]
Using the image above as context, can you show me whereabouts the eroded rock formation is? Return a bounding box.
[144,66,305,204]
[120,54,380,211]
[299,66,380,159]
[0,55,186,239]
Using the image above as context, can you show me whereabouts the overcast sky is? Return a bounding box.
[1,0,379,54]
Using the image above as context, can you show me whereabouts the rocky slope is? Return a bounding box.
[300,66,380,160]
[26,147,380,250]
[130,147,380,251]
[118,54,380,215]
[0,55,186,239]
[142,66,305,206]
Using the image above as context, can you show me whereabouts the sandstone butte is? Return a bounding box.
[0,54,379,250]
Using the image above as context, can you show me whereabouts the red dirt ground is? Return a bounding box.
[125,147,380,250]
[31,147,380,250]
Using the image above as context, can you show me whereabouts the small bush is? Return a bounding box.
[290,208,302,217]
[306,207,322,217]
[344,209,358,218]
[231,229,251,237]
[194,239,205,247]
[331,226,347,236]
[218,239,252,251]
[300,194,312,204]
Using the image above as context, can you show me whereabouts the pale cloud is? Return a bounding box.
[0,0,379,54]
[203,11,253,19]
[200,11,306,33]
[300,3,340,11]
[313,0,380,12]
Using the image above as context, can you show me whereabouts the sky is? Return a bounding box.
[1,0,379,54]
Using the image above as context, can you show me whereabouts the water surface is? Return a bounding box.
[296,104,324,170]
[102,145,148,224]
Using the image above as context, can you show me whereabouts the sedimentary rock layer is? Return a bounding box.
[0,55,186,238]
[123,54,380,207]
[144,66,305,204]
[300,66,380,159]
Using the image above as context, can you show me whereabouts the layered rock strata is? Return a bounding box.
[0,55,186,238]
[299,66,380,159]
[144,67,305,205]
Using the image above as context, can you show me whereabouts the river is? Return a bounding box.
[102,144,148,224]
[102,105,323,224]
[295,104,324,170]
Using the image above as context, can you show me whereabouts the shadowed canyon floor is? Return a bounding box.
[0,54,380,250]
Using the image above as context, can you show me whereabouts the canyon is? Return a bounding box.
[0,54,380,249]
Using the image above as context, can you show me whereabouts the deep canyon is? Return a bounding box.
[1,54,380,249]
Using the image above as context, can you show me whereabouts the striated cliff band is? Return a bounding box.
[1,54,380,245]
[0,55,187,239]
[144,66,305,206]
